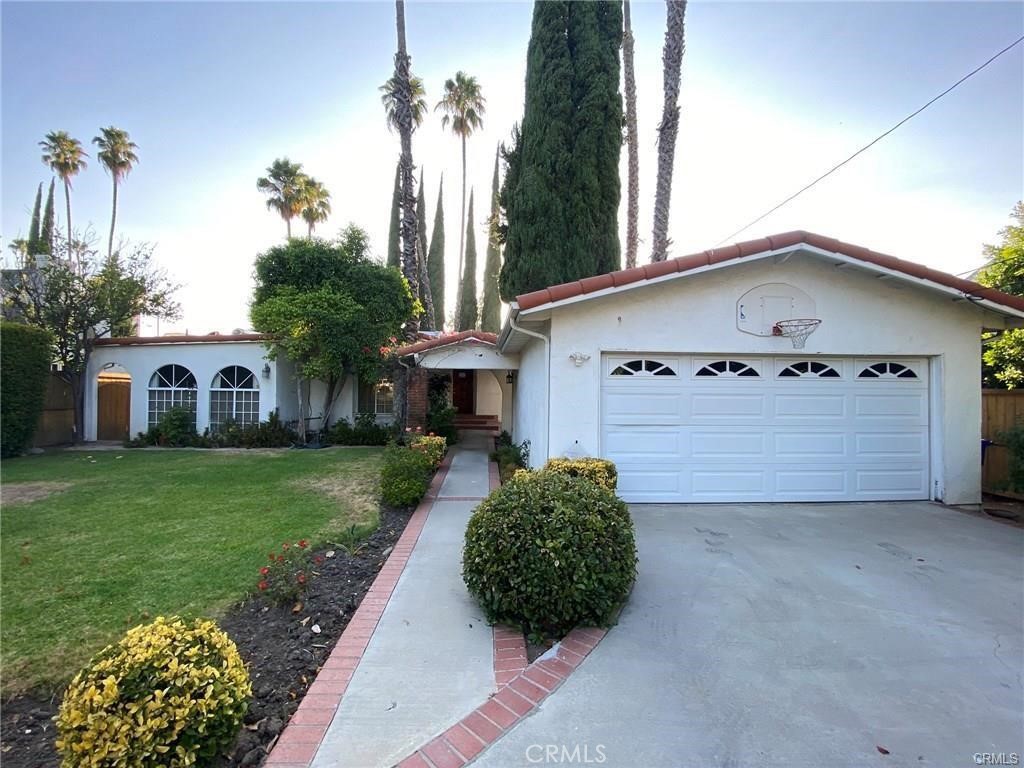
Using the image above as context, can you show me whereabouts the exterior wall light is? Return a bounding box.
[569,352,591,367]
[262,363,271,379]
[506,370,515,384]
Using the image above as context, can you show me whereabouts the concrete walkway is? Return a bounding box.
[311,433,494,768]
[473,501,1024,768]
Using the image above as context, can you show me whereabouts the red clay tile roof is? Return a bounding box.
[515,230,1024,314]
[396,330,498,356]
[95,333,269,346]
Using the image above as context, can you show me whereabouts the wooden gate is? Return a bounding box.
[97,374,131,441]
[982,389,1024,492]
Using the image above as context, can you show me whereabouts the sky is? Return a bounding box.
[2,1,1022,335]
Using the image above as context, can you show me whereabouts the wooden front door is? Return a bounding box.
[452,370,475,414]
[97,375,131,441]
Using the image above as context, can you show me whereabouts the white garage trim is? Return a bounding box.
[601,353,932,503]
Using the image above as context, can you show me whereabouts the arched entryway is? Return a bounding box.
[96,365,131,441]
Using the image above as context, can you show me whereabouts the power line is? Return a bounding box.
[716,34,1024,246]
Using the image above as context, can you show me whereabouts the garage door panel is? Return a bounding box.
[774,432,846,458]
[604,426,682,461]
[691,431,766,458]
[773,393,846,418]
[602,354,930,503]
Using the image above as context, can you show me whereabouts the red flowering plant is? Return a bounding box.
[256,540,323,605]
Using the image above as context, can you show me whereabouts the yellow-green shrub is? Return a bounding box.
[56,616,251,768]
[543,457,618,491]
[410,434,447,468]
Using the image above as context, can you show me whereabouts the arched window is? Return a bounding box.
[610,359,677,376]
[148,364,197,428]
[857,362,917,380]
[779,361,841,378]
[695,360,760,377]
[210,366,260,430]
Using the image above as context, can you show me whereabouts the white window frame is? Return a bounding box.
[209,366,260,431]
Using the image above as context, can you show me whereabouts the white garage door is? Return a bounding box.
[601,355,930,503]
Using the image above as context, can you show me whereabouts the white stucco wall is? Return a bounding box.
[511,329,549,467]
[474,370,502,417]
[85,341,277,440]
[416,344,519,370]
[518,254,998,504]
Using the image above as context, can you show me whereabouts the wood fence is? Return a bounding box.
[33,373,74,447]
[982,389,1024,492]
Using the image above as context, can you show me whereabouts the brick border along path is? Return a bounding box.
[265,452,453,766]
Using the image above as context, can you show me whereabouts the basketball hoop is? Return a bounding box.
[773,318,821,349]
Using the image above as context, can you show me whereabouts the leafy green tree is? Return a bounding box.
[979,201,1024,389]
[3,231,178,443]
[481,149,502,332]
[651,0,687,262]
[257,158,307,239]
[436,71,485,323]
[250,230,416,435]
[41,179,55,257]
[457,190,478,330]
[499,2,622,300]
[1,322,53,457]
[7,238,29,268]
[39,131,88,266]
[27,183,43,257]
[93,126,140,258]
[427,175,446,329]
[300,177,332,237]
[387,161,401,268]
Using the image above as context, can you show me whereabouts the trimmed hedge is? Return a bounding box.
[463,471,637,638]
[1,322,52,457]
[56,616,250,767]
[380,445,433,507]
[543,457,617,490]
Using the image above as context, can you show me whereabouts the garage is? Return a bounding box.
[601,354,930,503]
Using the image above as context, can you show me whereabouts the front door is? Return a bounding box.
[97,375,131,441]
[452,370,475,414]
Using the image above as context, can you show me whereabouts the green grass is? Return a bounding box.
[0,446,383,694]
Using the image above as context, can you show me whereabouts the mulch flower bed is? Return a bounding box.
[0,505,413,768]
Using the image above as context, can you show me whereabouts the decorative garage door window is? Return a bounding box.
[779,361,841,378]
[695,360,759,377]
[857,362,918,379]
[148,364,197,428]
[610,359,677,376]
[209,366,260,431]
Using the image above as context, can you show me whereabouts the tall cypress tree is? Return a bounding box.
[457,190,478,330]
[417,168,429,300]
[27,183,43,256]
[40,179,55,256]
[386,161,401,268]
[480,148,502,332]
[499,1,622,300]
[427,176,446,329]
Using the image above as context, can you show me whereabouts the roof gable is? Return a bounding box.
[396,330,498,357]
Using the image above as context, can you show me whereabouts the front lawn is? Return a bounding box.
[0,446,383,694]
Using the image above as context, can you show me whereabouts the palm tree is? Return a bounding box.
[392,0,420,340]
[623,0,640,269]
[92,127,139,258]
[257,158,306,238]
[435,71,485,323]
[651,0,687,262]
[39,131,88,263]
[380,74,428,131]
[8,238,29,268]
[300,177,331,237]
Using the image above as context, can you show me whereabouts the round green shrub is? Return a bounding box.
[56,616,251,768]
[463,471,637,637]
[543,457,617,490]
[380,445,433,507]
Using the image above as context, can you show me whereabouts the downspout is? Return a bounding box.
[509,311,550,467]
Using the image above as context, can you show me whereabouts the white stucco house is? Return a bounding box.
[85,230,1024,507]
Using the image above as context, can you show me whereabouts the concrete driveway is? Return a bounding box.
[474,502,1024,768]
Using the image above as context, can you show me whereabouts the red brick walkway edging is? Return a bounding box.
[264,451,454,767]
[395,627,608,768]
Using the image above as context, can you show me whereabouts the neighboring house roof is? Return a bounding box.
[396,330,498,357]
[514,230,1024,315]
[95,333,269,346]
